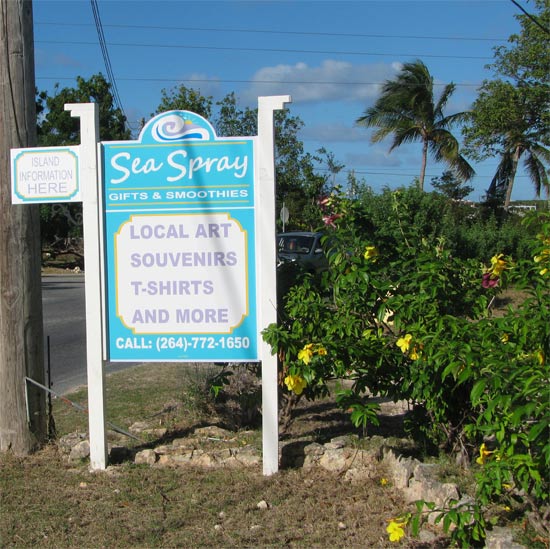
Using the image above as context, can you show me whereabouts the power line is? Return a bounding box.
[316,166,531,180]
[89,0,128,130]
[35,75,484,88]
[35,21,509,43]
[509,0,550,36]
[35,39,493,61]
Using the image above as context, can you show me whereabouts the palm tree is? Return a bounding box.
[357,60,474,190]
[487,142,550,209]
[468,81,550,209]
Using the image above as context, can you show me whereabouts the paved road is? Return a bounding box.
[42,274,135,395]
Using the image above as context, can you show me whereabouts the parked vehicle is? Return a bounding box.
[277,231,327,274]
[276,232,327,303]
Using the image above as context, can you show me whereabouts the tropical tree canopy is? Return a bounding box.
[153,86,330,230]
[356,59,474,190]
[36,74,131,253]
[153,84,213,120]
[431,170,474,201]
[37,73,130,145]
[462,0,550,208]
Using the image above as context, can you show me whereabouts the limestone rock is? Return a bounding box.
[344,466,376,483]
[485,526,526,549]
[194,426,234,439]
[406,475,459,506]
[324,438,346,450]
[129,421,150,433]
[69,440,90,462]
[303,442,325,456]
[135,449,158,465]
[319,447,349,472]
[57,432,87,454]
[231,447,261,467]
[382,448,417,489]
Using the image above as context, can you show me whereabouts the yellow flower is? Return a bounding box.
[364,245,379,261]
[396,334,412,354]
[380,477,388,486]
[284,374,306,395]
[297,344,314,364]
[489,253,507,277]
[298,343,327,363]
[386,519,406,542]
[534,250,550,276]
[476,443,495,465]
[409,346,421,360]
[317,346,327,356]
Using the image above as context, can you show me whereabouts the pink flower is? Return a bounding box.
[318,196,331,210]
[482,273,499,288]
[323,213,341,227]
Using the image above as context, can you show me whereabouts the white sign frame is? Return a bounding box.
[79,98,289,474]
[12,99,290,475]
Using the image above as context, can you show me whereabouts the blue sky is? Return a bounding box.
[33,0,536,201]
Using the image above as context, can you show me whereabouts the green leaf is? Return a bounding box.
[471,378,487,403]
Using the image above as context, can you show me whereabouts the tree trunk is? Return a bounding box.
[0,0,46,454]
[504,145,521,210]
[419,138,428,191]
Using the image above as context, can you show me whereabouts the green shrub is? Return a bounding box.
[354,186,541,261]
[263,188,549,545]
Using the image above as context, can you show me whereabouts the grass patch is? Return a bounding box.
[1,363,423,548]
[1,361,536,548]
[0,448,408,548]
[51,363,219,439]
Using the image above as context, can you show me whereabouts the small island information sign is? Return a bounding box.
[102,110,258,362]
[11,146,81,203]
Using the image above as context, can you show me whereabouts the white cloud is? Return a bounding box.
[241,60,399,104]
[54,53,81,68]
[169,73,223,98]
[347,148,412,169]
[35,48,81,70]
[301,121,367,143]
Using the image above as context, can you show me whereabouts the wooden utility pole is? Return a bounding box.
[0,0,46,454]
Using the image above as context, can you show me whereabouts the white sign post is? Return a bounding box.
[10,103,107,470]
[64,103,107,470]
[258,95,291,475]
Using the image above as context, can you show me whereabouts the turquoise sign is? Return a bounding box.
[102,111,258,362]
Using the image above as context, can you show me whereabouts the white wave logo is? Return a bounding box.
[151,114,210,142]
